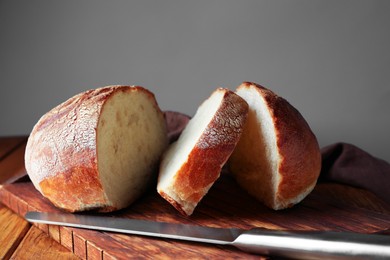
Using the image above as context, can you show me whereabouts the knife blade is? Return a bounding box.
[25,211,390,259]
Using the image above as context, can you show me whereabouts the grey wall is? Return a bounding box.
[1,0,389,162]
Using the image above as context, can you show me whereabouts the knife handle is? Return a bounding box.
[232,228,390,259]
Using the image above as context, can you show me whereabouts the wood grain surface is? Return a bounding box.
[11,225,79,260]
[1,136,390,259]
[0,136,28,184]
[2,175,390,259]
[0,204,30,259]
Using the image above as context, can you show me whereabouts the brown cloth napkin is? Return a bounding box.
[165,111,390,205]
[164,111,191,143]
[320,143,390,205]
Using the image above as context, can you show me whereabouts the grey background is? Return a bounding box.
[1,1,389,162]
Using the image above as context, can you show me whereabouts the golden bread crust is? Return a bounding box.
[158,89,249,216]
[231,82,321,209]
[25,86,164,212]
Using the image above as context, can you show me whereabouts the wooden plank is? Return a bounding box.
[0,182,58,214]
[0,204,31,260]
[60,226,74,252]
[49,225,61,243]
[1,177,389,259]
[310,182,390,213]
[0,137,28,184]
[73,232,87,259]
[86,240,103,260]
[11,225,79,260]
[0,135,389,259]
[0,136,27,160]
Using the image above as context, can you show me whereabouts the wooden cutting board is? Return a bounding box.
[1,136,390,259]
[1,170,390,259]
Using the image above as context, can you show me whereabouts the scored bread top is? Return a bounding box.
[26,86,159,186]
[26,87,115,190]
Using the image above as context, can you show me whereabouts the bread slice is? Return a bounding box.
[25,85,168,212]
[229,82,321,210]
[157,88,248,216]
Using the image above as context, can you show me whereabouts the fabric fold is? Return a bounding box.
[320,142,390,204]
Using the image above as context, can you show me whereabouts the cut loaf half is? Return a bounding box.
[229,82,321,210]
[158,88,248,216]
[25,85,168,212]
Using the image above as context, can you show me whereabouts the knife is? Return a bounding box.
[25,211,390,259]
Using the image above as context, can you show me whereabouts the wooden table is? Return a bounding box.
[1,136,390,259]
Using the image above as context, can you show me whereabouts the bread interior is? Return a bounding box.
[230,86,280,208]
[158,90,225,206]
[97,89,167,209]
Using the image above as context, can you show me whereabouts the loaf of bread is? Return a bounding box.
[158,88,249,216]
[25,85,168,212]
[229,82,321,210]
